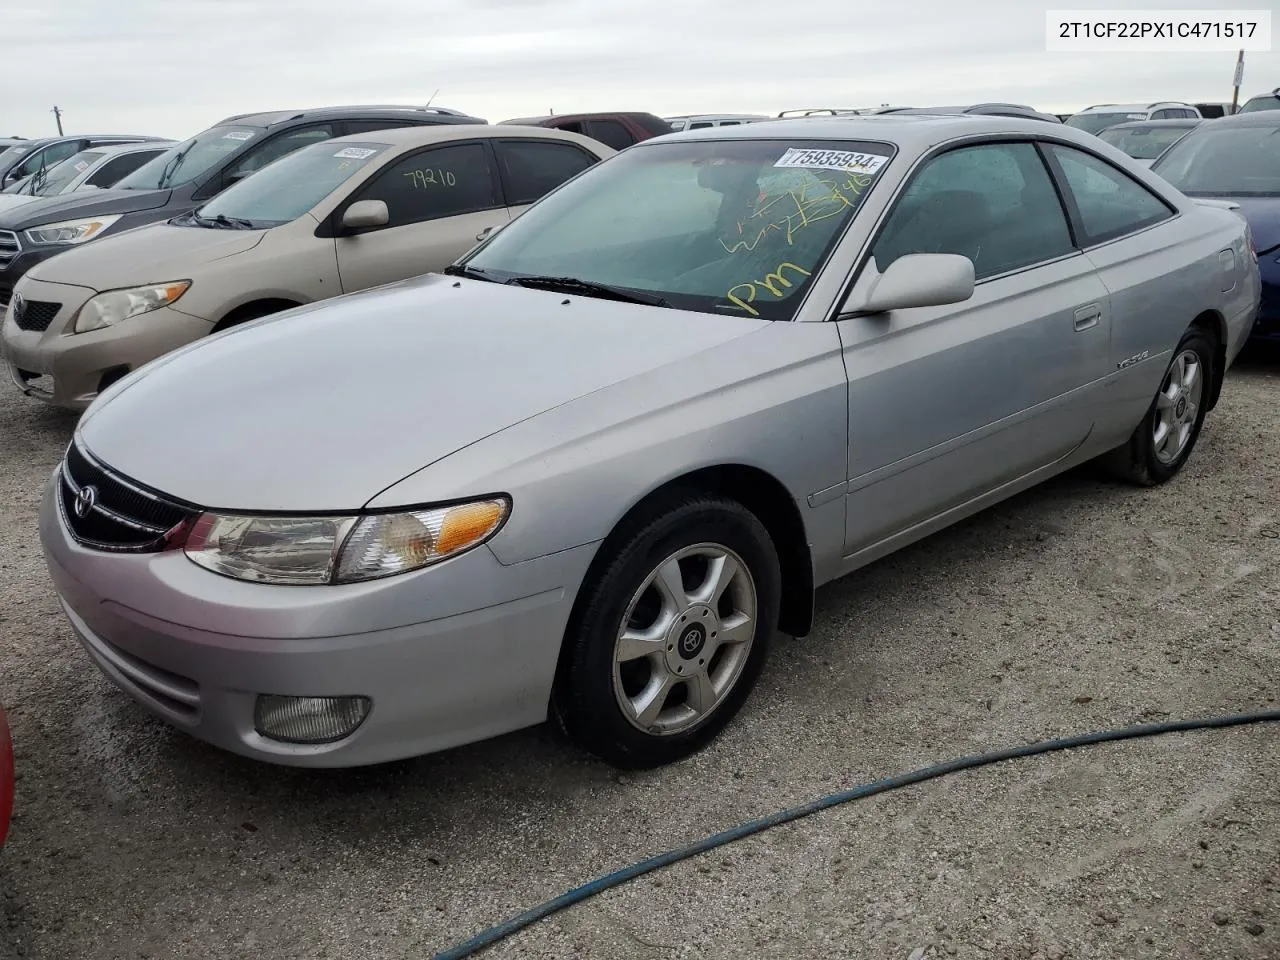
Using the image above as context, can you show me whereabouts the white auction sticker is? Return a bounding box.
[74,161,90,172]
[333,147,378,159]
[222,130,254,140]
[774,147,887,175]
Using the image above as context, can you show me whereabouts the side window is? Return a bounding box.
[351,142,498,228]
[719,121,741,126]
[555,121,587,135]
[20,141,79,177]
[495,140,599,206]
[871,142,1075,280]
[1046,144,1174,245]
[586,119,636,150]
[86,152,158,187]
[225,124,337,181]
[1150,109,1171,120]
[689,121,713,129]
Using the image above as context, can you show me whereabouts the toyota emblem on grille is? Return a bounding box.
[73,484,98,518]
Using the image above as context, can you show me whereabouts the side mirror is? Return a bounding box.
[341,199,389,233]
[475,223,504,243]
[841,253,975,316]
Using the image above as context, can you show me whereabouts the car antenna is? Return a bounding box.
[426,88,439,107]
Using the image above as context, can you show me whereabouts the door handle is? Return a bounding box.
[1073,304,1102,331]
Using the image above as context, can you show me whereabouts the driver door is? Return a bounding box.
[837,140,1111,555]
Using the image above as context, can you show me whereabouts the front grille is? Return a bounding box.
[13,299,59,332]
[58,440,199,552]
[0,230,17,269]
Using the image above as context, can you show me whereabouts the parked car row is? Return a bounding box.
[0,107,1265,780]
[4,123,613,408]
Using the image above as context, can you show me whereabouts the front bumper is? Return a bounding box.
[0,244,61,309]
[38,473,599,767]
[1,275,211,411]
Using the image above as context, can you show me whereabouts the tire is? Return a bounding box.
[1103,327,1215,486]
[553,492,781,769]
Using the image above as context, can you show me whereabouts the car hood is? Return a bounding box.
[0,186,172,229]
[27,221,266,292]
[77,273,767,511]
[0,193,44,214]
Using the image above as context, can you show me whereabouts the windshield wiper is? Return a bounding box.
[442,264,500,282]
[189,212,255,230]
[156,144,192,189]
[504,275,670,307]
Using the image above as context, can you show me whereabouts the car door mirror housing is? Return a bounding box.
[342,200,390,233]
[842,253,975,315]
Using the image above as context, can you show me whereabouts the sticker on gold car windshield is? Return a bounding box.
[773,147,887,175]
[333,147,379,160]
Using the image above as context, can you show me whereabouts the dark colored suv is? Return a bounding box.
[0,135,167,190]
[0,105,486,308]
[498,112,671,150]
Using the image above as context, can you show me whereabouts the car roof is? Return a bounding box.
[324,123,608,149]
[1200,110,1280,128]
[1078,102,1190,113]
[656,113,1103,149]
[1101,118,1203,130]
[498,111,658,125]
[665,114,768,120]
[71,141,178,155]
[214,105,483,127]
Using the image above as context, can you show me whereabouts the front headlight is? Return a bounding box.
[25,214,122,245]
[73,281,191,333]
[183,497,511,585]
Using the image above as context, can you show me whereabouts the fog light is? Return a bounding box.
[254,695,371,744]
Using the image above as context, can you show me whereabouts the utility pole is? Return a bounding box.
[51,105,63,135]
[1230,50,1244,114]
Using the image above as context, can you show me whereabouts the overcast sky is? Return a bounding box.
[3,0,1278,139]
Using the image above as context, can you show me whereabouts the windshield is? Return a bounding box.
[1239,95,1280,113]
[464,138,892,320]
[192,141,390,227]
[1151,124,1280,195]
[1098,126,1193,160]
[30,150,104,195]
[1065,112,1147,134]
[115,126,260,190]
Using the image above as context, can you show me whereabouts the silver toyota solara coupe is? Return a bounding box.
[36,116,1260,770]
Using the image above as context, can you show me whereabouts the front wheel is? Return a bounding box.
[553,493,781,769]
[1104,327,1214,486]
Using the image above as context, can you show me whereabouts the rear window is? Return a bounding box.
[1098,125,1195,160]
[1065,112,1146,134]
[1151,123,1280,195]
[1238,95,1280,114]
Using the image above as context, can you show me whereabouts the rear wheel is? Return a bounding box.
[554,493,780,769]
[1103,327,1214,486]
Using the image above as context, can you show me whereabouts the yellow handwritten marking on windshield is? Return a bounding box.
[726,262,812,316]
[720,174,872,254]
[404,169,458,189]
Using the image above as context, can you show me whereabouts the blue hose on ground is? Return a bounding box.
[432,709,1280,960]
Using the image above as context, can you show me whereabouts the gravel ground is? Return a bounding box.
[0,355,1276,960]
